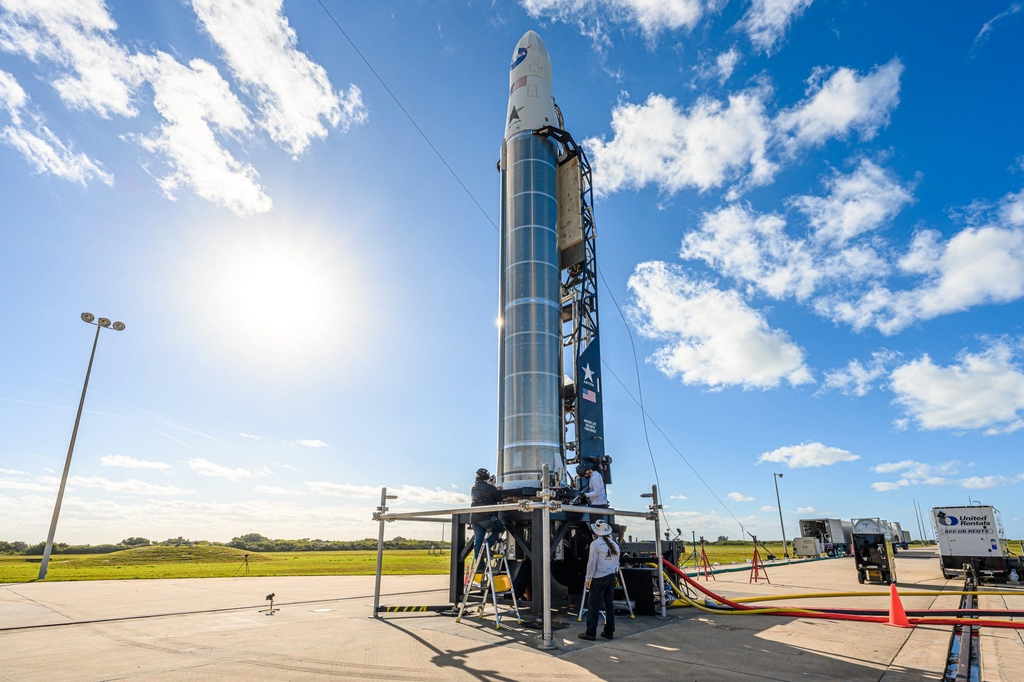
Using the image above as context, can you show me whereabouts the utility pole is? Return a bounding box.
[773,473,788,559]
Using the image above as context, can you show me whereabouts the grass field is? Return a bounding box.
[0,545,451,583]
[0,542,791,583]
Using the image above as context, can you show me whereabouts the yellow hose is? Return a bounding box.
[734,590,1024,603]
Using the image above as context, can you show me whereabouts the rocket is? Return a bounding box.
[496,31,563,490]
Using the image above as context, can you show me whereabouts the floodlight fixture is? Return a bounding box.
[38,312,126,580]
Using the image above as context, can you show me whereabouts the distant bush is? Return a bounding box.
[121,537,151,547]
[1,535,450,554]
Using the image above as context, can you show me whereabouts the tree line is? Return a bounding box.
[0,533,450,555]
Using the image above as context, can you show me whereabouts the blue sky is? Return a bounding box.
[1,0,1023,545]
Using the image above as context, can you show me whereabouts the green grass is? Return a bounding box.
[0,545,451,583]
[678,542,791,566]
[0,541,795,583]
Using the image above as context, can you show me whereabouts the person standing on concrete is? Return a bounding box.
[581,464,608,507]
[470,468,504,558]
[579,520,619,641]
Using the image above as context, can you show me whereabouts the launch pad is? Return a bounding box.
[368,30,671,649]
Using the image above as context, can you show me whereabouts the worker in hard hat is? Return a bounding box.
[470,468,504,558]
[581,463,608,508]
[579,519,619,641]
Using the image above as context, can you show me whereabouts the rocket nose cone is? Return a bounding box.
[509,29,552,80]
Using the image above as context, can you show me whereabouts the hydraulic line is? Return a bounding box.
[660,559,1024,630]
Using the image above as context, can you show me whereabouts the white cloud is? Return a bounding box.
[589,60,902,200]
[0,68,112,185]
[870,459,1023,492]
[758,442,859,468]
[822,350,900,397]
[739,0,814,54]
[971,3,1023,56]
[240,432,260,440]
[715,48,741,82]
[0,467,27,475]
[890,342,1024,434]
[187,457,258,481]
[253,485,299,495]
[297,439,328,448]
[759,504,775,512]
[0,477,55,492]
[829,221,1024,334]
[795,506,819,514]
[100,454,171,470]
[520,0,705,42]
[727,491,754,502]
[0,493,400,544]
[586,89,777,196]
[191,0,366,156]
[131,52,271,216]
[670,494,688,500]
[776,59,903,153]
[680,204,820,300]
[628,261,813,389]
[39,475,192,496]
[306,481,470,506]
[0,0,357,214]
[790,159,915,245]
[0,0,141,117]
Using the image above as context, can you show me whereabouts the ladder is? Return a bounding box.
[455,538,522,629]
[577,565,636,624]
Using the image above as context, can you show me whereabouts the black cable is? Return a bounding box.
[601,361,748,536]
[315,0,498,233]
[595,265,673,532]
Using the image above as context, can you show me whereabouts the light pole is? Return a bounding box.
[38,313,125,580]
[773,473,788,559]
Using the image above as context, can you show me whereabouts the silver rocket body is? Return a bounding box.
[496,31,562,489]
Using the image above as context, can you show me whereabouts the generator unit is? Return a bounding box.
[798,518,851,556]
[851,518,898,585]
[793,537,822,557]
[931,505,1017,581]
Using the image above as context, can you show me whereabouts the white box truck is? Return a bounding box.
[931,505,1015,581]
[889,521,909,550]
[798,518,851,556]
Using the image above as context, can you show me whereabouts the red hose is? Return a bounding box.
[661,558,1024,629]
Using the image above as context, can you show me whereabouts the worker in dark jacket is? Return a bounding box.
[471,468,504,558]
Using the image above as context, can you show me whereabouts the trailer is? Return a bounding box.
[851,518,898,585]
[798,518,850,556]
[889,521,909,550]
[931,505,1017,581]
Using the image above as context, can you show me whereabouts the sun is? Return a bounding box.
[185,226,368,374]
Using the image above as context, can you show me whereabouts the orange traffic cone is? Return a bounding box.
[886,583,912,628]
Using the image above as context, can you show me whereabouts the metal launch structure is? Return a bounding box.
[372,30,665,649]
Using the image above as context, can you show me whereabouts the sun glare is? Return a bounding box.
[187,228,367,374]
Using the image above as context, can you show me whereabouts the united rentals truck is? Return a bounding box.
[931,505,1017,581]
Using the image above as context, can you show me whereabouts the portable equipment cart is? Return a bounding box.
[851,518,898,585]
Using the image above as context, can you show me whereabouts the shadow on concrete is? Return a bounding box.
[558,609,941,681]
[380,617,525,682]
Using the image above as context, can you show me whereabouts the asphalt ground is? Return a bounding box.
[2,546,1022,681]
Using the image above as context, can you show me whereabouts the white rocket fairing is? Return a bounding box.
[496,31,563,489]
[505,31,558,139]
